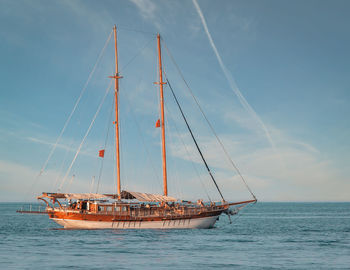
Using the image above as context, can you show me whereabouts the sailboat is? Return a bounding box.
[35,25,257,229]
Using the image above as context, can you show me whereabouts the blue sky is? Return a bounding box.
[0,0,349,202]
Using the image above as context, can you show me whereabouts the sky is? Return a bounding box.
[0,0,349,202]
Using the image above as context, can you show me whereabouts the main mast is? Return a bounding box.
[156,34,168,196]
[111,25,122,199]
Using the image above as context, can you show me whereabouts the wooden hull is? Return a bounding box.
[47,208,224,229]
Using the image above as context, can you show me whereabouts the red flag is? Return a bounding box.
[155,119,160,128]
[98,149,105,158]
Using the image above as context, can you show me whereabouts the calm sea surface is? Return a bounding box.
[0,202,349,269]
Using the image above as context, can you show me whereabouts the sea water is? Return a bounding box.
[0,202,349,269]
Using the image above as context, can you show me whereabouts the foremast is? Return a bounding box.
[156,34,168,196]
[109,25,122,200]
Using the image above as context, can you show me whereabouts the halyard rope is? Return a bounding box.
[162,39,256,201]
[59,80,113,191]
[37,30,113,178]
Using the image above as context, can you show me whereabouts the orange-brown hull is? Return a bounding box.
[47,208,225,229]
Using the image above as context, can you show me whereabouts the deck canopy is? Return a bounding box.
[39,192,111,200]
[64,193,110,200]
[38,191,177,202]
[120,191,177,202]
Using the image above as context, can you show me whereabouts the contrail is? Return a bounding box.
[192,0,277,151]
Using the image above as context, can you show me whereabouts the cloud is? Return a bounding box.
[192,0,279,156]
[0,159,116,202]
[129,0,161,30]
[129,0,157,20]
[26,136,99,159]
[164,102,350,202]
[27,136,73,151]
[60,0,114,33]
[169,136,350,201]
[0,160,57,202]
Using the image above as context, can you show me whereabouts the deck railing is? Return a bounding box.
[51,204,222,218]
[16,204,47,214]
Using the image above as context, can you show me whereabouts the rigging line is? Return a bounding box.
[25,30,113,201]
[52,140,74,190]
[96,97,115,193]
[120,81,132,192]
[37,30,113,178]
[123,87,161,189]
[165,77,225,202]
[59,80,113,191]
[119,93,126,191]
[155,51,162,187]
[120,38,154,72]
[118,81,129,192]
[113,128,117,195]
[163,96,211,202]
[162,40,257,201]
[163,105,183,199]
[229,201,256,225]
[67,174,75,191]
[118,26,157,36]
[89,176,96,194]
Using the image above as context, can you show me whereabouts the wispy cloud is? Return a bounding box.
[129,0,161,30]
[129,0,157,20]
[26,136,97,158]
[27,136,72,151]
[192,0,277,153]
[162,91,349,202]
[166,124,350,201]
[60,0,114,34]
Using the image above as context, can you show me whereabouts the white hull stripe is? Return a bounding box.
[51,215,219,229]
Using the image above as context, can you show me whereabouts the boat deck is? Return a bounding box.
[47,202,227,220]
